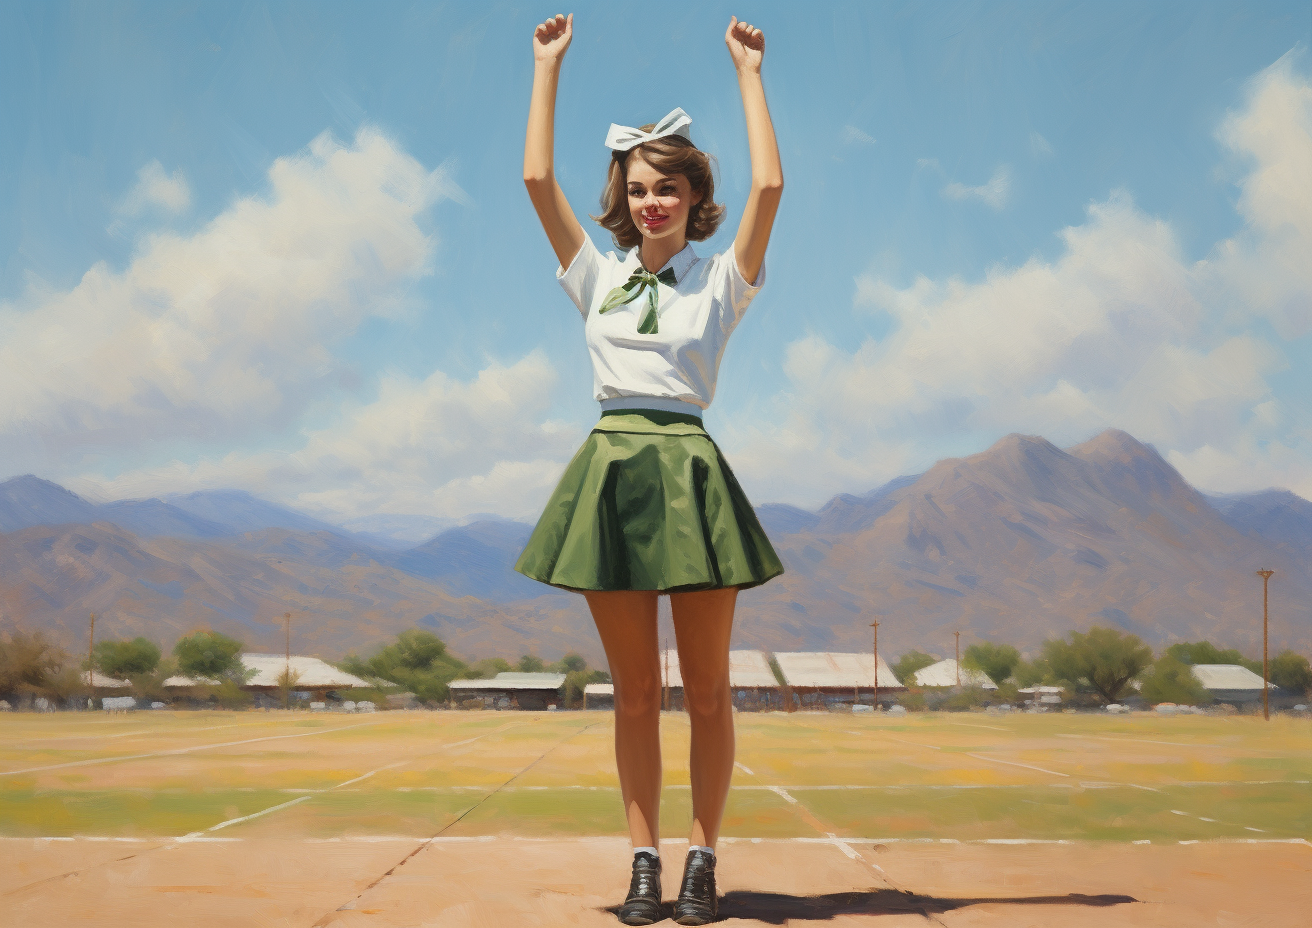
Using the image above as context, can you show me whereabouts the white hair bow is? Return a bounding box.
[604,107,693,151]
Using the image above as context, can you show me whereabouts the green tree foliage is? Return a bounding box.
[892,650,937,686]
[962,643,1021,685]
[93,637,161,678]
[517,654,545,673]
[552,653,588,674]
[174,630,246,680]
[1140,654,1212,705]
[1165,641,1262,675]
[342,630,468,703]
[1270,650,1312,696]
[0,630,68,698]
[1042,627,1153,704]
[465,657,513,679]
[563,668,611,708]
[1012,657,1055,688]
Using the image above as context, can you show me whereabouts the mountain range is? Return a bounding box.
[1,429,1308,667]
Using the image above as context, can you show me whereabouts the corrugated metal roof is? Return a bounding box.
[911,659,998,689]
[657,650,779,689]
[773,652,901,688]
[728,650,779,687]
[241,654,370,688]
[1192,664,1266,691]
[583,683,614,696]
[449,672,567,691]
[85,671,131,688]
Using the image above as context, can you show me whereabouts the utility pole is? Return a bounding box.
[87,613,96,707]
[955,631,961,687]
[1256,570,1274,721]
[284,612,292,709]
[870,621,880,710]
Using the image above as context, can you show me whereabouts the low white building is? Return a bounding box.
[163,654,369,702]
[1191,664,1270,705]
[583,682,614,710]
[656,649,782,710]
[911,659,997,690]
[448,672,567,710]
[773,651,903,708]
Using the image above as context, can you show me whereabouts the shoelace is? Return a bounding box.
[627,857,661,901]
[678,852,716,909]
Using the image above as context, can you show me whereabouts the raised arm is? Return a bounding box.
[524,13,586,270]
[725,16,782,287]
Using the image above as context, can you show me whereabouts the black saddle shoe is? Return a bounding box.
[673,848,718,925]
[617,851,663,926]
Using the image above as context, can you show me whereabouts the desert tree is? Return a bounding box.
[962,642,1021,685]
[1042,627,1153,704]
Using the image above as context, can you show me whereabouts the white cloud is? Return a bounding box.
[943,165,1011,208]
[728,62,1312,505]
[1029,131,1054,158]
[1198,55,1312,339]
[120,160,191,215]
[70,351,583,521]
[0,127,461,474]
[842,125,877,145]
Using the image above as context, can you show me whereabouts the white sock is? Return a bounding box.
[688,844,715,857]
[633,846,659,859]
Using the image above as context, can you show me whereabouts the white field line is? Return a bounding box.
[6,834,1310,847]
[1054,734,1207,748]
[0,718,393,776]
[768,786,798,805]
[281,778,1310,794]
[946,721,1011,732]
[173,727,520,841]
[6,721,252,747]
[734,761,755,775]
[176,759,410,841]
[963,753,1071,777]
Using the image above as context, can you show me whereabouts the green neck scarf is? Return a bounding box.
[598,265,678,334]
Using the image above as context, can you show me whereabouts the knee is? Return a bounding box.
[614,673,661,720]
[683,678,731,719]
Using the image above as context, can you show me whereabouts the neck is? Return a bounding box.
[639,235,686,273]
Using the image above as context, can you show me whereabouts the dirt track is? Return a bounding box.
[3,835,1309,927]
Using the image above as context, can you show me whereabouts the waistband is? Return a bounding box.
[598,396,705,418]
[594,409,708,436]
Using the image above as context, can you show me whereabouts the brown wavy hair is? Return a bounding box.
[591,126,726,250]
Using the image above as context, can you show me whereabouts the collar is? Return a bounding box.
[624,242,699,284]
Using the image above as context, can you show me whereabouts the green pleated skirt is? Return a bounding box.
[514,410,785,592]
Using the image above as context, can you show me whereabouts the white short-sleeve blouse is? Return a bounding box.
[557,235,765,416]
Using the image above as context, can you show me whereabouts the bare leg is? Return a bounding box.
[585,590,661,849]
[670,586,738,850]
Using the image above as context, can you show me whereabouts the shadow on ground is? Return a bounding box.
[605,888,1138,924]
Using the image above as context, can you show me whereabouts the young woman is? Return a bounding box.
[516,12,784,926]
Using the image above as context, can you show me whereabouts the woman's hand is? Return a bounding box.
[725,16,764,73]
[533,13,573,64]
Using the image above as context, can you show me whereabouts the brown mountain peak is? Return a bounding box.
[1067,428,1157,463]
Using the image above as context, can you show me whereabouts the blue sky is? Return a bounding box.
[1,1,1310,523]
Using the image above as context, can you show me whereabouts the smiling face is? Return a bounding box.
[626,152,703,247]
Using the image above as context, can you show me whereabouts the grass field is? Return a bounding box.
[2,709,1309,844]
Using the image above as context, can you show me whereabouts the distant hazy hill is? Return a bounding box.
[0,520,599,664]
[2,429,1309,664]
[735,429,1311,657]
[1209,489,1312,552]
[0,475,101,531]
